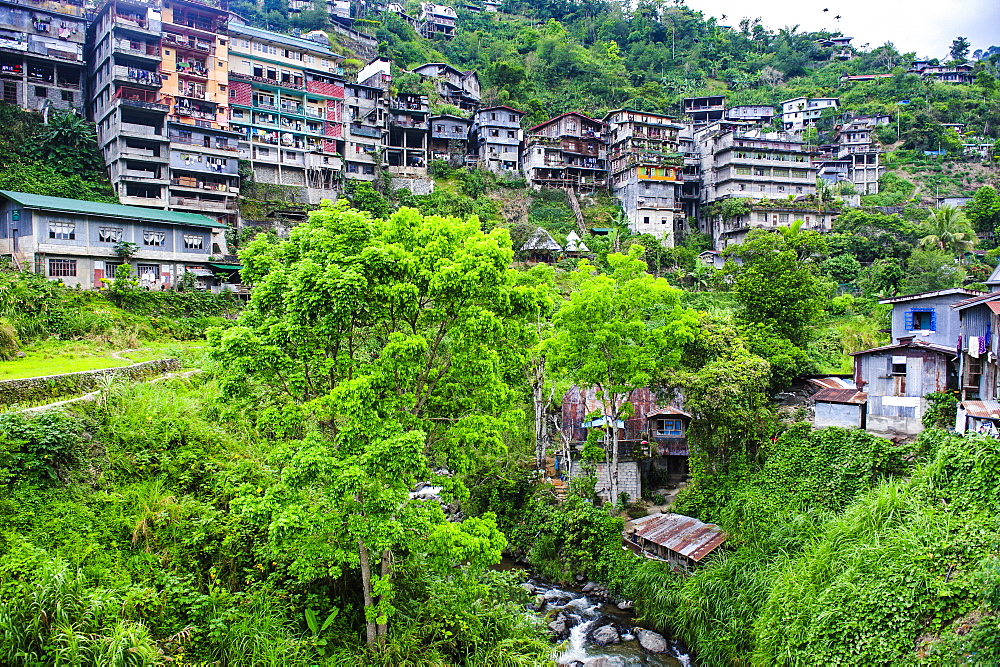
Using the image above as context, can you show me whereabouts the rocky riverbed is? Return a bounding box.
[521,578,692,666]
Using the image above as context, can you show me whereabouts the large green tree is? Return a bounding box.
[212,201,546,647]
[965,186,1000,237]
[918,205,977,255]
[544,246,696,503]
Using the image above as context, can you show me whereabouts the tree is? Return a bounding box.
[950,36,971,64]
[726,230,827,348]
[212,202,545,647]
[901,249,966,294]
[544,246,696,504]
[965,186,1000,237]
[917,206,977,255]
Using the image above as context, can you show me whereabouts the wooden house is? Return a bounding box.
[624,513,726,573]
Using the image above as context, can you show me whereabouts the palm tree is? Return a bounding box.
[918,206,977,255]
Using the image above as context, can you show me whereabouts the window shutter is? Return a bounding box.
[904,311,914,330]
[929,310,937,331]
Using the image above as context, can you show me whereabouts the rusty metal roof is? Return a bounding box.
[961,400,1000,419]
[850,340,955,357]
[879,288,985,305]
[812,387,867,405]
[986,302,1000,315]
[645,406,692,419]
[627,513,727,562]
[807,376,854,390]
[952,291,1000,310]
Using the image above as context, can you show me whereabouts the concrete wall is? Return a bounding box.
[594,460,641,503]
[889,293,967,348]
[0,358,180,406]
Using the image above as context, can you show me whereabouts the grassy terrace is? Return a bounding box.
[0,340,204,381]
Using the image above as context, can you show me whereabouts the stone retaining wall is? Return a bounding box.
[0,359,181,406]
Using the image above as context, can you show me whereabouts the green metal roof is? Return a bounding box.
[208,263,243,270]
[0,191,227,228]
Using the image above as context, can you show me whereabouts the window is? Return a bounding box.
[35,86,47,98]
[347,163,359,173]
[363,165,375,175]
[661,218,667,225]
[905,309,935,331]
[490,113,496,120]
[98,227,122,243]
[183,234,204,249]
[643,216,649,224]
[61,90,73,103]
[48,222,75,239]
[48,258,76,277]
[778,213,789,223]
[490,129,499,137]
[507,130,515,138]
[891,358,907,375]
[143,230,166,246]
[735,166,750,175]
[509,114,516,122]
[136,264,159,279]
[654,419,684,437]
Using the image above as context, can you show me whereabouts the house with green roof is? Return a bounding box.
[0,191,232,291]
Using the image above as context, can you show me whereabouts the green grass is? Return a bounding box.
[0,340,204,380]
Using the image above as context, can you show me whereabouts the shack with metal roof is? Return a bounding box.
[0,190,229,291]
[624,513,726,573]
[808,377,868,429]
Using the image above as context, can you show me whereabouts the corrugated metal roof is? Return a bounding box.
[961,400,1000,419]
[627,513,726,562]
[807,377,855,390]
[520,227,562,252]
[812,387,867,404]
[986,302,1000,315]
[229,23,339,57]
[850,340,955,357]
[952,291,1000,310]
[646,406,692,418]
[879,288,985,305]
[0,191,225,228]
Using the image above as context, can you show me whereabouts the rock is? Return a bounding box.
[581,581,598,592]
[584,659,612,667]
[590,624,621,646]
[413,481,428,491]
[616,600,634,611]
[543,589,568,602]
[548,618,567,635]
[636,628,669,653]
[575,574,586,582]
[520,582,535,594]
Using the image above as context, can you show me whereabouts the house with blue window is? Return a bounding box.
[0,190,231,291]
[844,289,979,435]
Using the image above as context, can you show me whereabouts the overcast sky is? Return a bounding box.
[686,0,1000,60]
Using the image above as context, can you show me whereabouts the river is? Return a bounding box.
[497,556,692,666]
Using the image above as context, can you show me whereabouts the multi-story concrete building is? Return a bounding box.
[429,113,469,163]
[779,96,839,135]
[522,111,607,192]
[344,78,388,180]
[470,105,522,173]
[418,2,456,40]
[88,0,172,209]
[158,0,240,224]
[604,108,684,242]
[388,90,428,176]
[0,0,87,113]
[696,122,826,247]
[677,123,702,225]
[725,105,774,125]
[227,21,345,203]
[834,114,888,194]
[683,95,725,127]
[908,60,974,84]
[0,189,227,290]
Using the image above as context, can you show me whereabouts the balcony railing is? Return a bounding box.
[114,39,159,57]
[350,124,382,138]
[120,122,163,136]
[113,65,162,86]
[169,196,237,211]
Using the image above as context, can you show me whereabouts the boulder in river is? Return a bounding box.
[590,624,621,646]
[520,582,535,594]
[636,628,669,653]
[616,600,634,611]
[581,581,598,592]
[548,617,567,636]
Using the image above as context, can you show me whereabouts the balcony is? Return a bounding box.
[114,39,159,58]
[121,147,167,161]
[113,65,162,87]
[391,120,428,130]
[122,169,163,180]
[170,178,233,192]
[350,124,382,138]
[177,89,206,100]
[120,122,164,137]
[114,13,156,34]
[636,200,679,210]
[390,100,427,111]
[170,135,239,152]
[169,196,237,211]
[162,33,214,54]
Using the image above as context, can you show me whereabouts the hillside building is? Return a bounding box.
[412,62,479,110]
[470,105,523,173]
[725,105,774,125]
[779,96,839,135]
[0,189,227,290]
[388,90,429,176]
[522,111,607,192]
[429,112,470,163]
[604,108,684,242]
[418,2,456,40]
[227,22,345,203]
[344,78,388,180]
[682,95,725,127]
[696,122,824,247]
[908,60,974,84]
[0,0,87,114]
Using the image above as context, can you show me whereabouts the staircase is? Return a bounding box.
[545,456,569,501]
[564,188,587,237]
